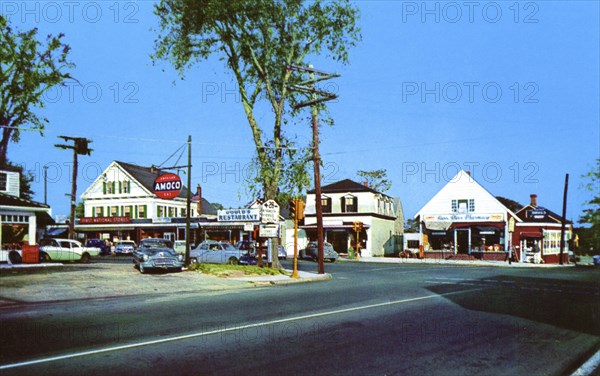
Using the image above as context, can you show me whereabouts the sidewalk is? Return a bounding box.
[341,256,579,268]
[231,269,331,284]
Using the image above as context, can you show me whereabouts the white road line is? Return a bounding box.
[572,350,600,376]
[0,288,481,370]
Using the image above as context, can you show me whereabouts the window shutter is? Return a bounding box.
[127,181,131,193]
[92,207,96,217]
[118,181,122,194]
[103,182,106,194]
[340,197,346,213]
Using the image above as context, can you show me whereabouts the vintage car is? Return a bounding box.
[86,239,112,256]
[299,242,339,262]
[190,241,248,265]
[39,238,101,263]
[0,248,22,264]
[114,240,136,255]
[133,238,183,273]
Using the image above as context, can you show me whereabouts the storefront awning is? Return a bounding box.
[424,221,452,231]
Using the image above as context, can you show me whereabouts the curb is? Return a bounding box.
[231,270,332,285]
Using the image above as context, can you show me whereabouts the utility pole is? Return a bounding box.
[185,135,192,266]
[55,136,92,239]
[287,64,339,274]
[43,165,48,205]
[559,173,569,265]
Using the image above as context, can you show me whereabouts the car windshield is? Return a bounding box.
[118,242,134,246]
[141,240,172,249]
[222,243,237,251]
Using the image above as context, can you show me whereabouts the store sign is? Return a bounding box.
[528,208,547,220]
[153,173,182,200]
[80,216,131,224]
[424,213,504,222]
[259,224,279,238]
[217,209,260,222]
[261,200,280,224]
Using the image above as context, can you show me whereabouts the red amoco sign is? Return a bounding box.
[154,173,182,199]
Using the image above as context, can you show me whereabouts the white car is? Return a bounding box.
[39,238,100,263]
[0,249,23,264]
[190,241,247,265]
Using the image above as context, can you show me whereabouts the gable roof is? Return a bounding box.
[116,161,191,199]
[0,192,50,210]
[414,170,519,221]
[308,179,389,196]
[515,204,572,224]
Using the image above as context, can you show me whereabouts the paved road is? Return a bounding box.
[1,261,598,375]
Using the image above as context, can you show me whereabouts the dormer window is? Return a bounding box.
[341,194,358,213]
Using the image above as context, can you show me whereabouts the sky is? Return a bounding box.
[2,0,599,223]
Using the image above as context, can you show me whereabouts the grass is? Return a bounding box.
[187,262,289,278]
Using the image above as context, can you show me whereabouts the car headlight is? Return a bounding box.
[142,254,149,262]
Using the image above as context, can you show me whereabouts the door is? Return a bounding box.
[456,230,470,254]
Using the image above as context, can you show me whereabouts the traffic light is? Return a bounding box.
[289,199,297,219]
[296,200,305,221]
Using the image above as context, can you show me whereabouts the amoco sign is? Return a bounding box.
[153,173,182,199]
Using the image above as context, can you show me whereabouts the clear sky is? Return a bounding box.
[2,0,599,223]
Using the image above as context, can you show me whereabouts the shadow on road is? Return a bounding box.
[426,274,600,337]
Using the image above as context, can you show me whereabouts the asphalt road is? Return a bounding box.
[1,261,598,375]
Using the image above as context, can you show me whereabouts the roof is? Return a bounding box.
[115,161,218,215]
[0,192,50,210]
[515,204,572,224]
[307,179,388,196]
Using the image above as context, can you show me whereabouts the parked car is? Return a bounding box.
[0,248,22,264]
[191,241,248,265]
[236,240,288,260]
[86,239,111,256]
[114,240,136,255]
[299,242,339,262]
[133,238,183,274]
[239,253,258,265]
[39,238,101,263]
[593,255,600,266]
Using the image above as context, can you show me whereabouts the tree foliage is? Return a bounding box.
[0,15,75,168]
[578,159,600,252]
[357,169,391,193]
[152,0,361,202]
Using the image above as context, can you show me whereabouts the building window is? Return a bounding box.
[0,172,7,192]
[110,206,119,217]
[321,196,332,213]
[168,207,175,217]
[95,207,104,217]
[157,206,164,217]
[124,206,132,218]
[181,208,186,217]
[341,195,358,213]
[122,181,131,194]
[138,205,147,218]
[105,181,116,194]
[452,199,475,213]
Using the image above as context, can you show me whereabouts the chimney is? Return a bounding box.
[530,194,538,207]
[362,181,369,188]
[466,170,471,176]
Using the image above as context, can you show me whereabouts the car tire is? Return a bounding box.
[40,252,51,262]
[329,258,336,263]
[139,264,146,274]
[227,257,239,265]
[8,251,22,264]
[81,253,91,264]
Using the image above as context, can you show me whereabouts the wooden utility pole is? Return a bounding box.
[287,64,339,275]
[55,136,92,239]
[559,173,569,265]
[185,135,192,266]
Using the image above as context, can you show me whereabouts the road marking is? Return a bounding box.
[0,288,481,370]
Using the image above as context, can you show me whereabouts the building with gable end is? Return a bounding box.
[512,194,572,264]
[77,161,217,244]
[302,179,402,257]
[414,170,521,260]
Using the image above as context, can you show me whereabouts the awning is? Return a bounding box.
[424,221,452,231]
[45,227,67,237]
[520,232,542,239]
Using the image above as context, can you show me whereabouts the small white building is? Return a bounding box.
[302,179,402,257]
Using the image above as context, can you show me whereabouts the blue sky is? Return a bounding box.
[2,0,599,222]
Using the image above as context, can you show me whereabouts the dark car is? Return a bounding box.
[133,238,183,274]
[300,242,339,262]
[86,239,111,256]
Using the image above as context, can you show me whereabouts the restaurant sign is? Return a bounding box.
[424,213,504,222]
[217,209,260,222]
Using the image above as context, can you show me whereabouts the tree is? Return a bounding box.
[405,218,419,233]
[578,159,599,253]
[153,0,361,267]
[0,15,75,168]
[357,169,391,192]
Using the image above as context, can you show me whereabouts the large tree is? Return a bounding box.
[153,0,361,266]
[0,15,75,168]
[357,169,391,193]
[578,159,600,253]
